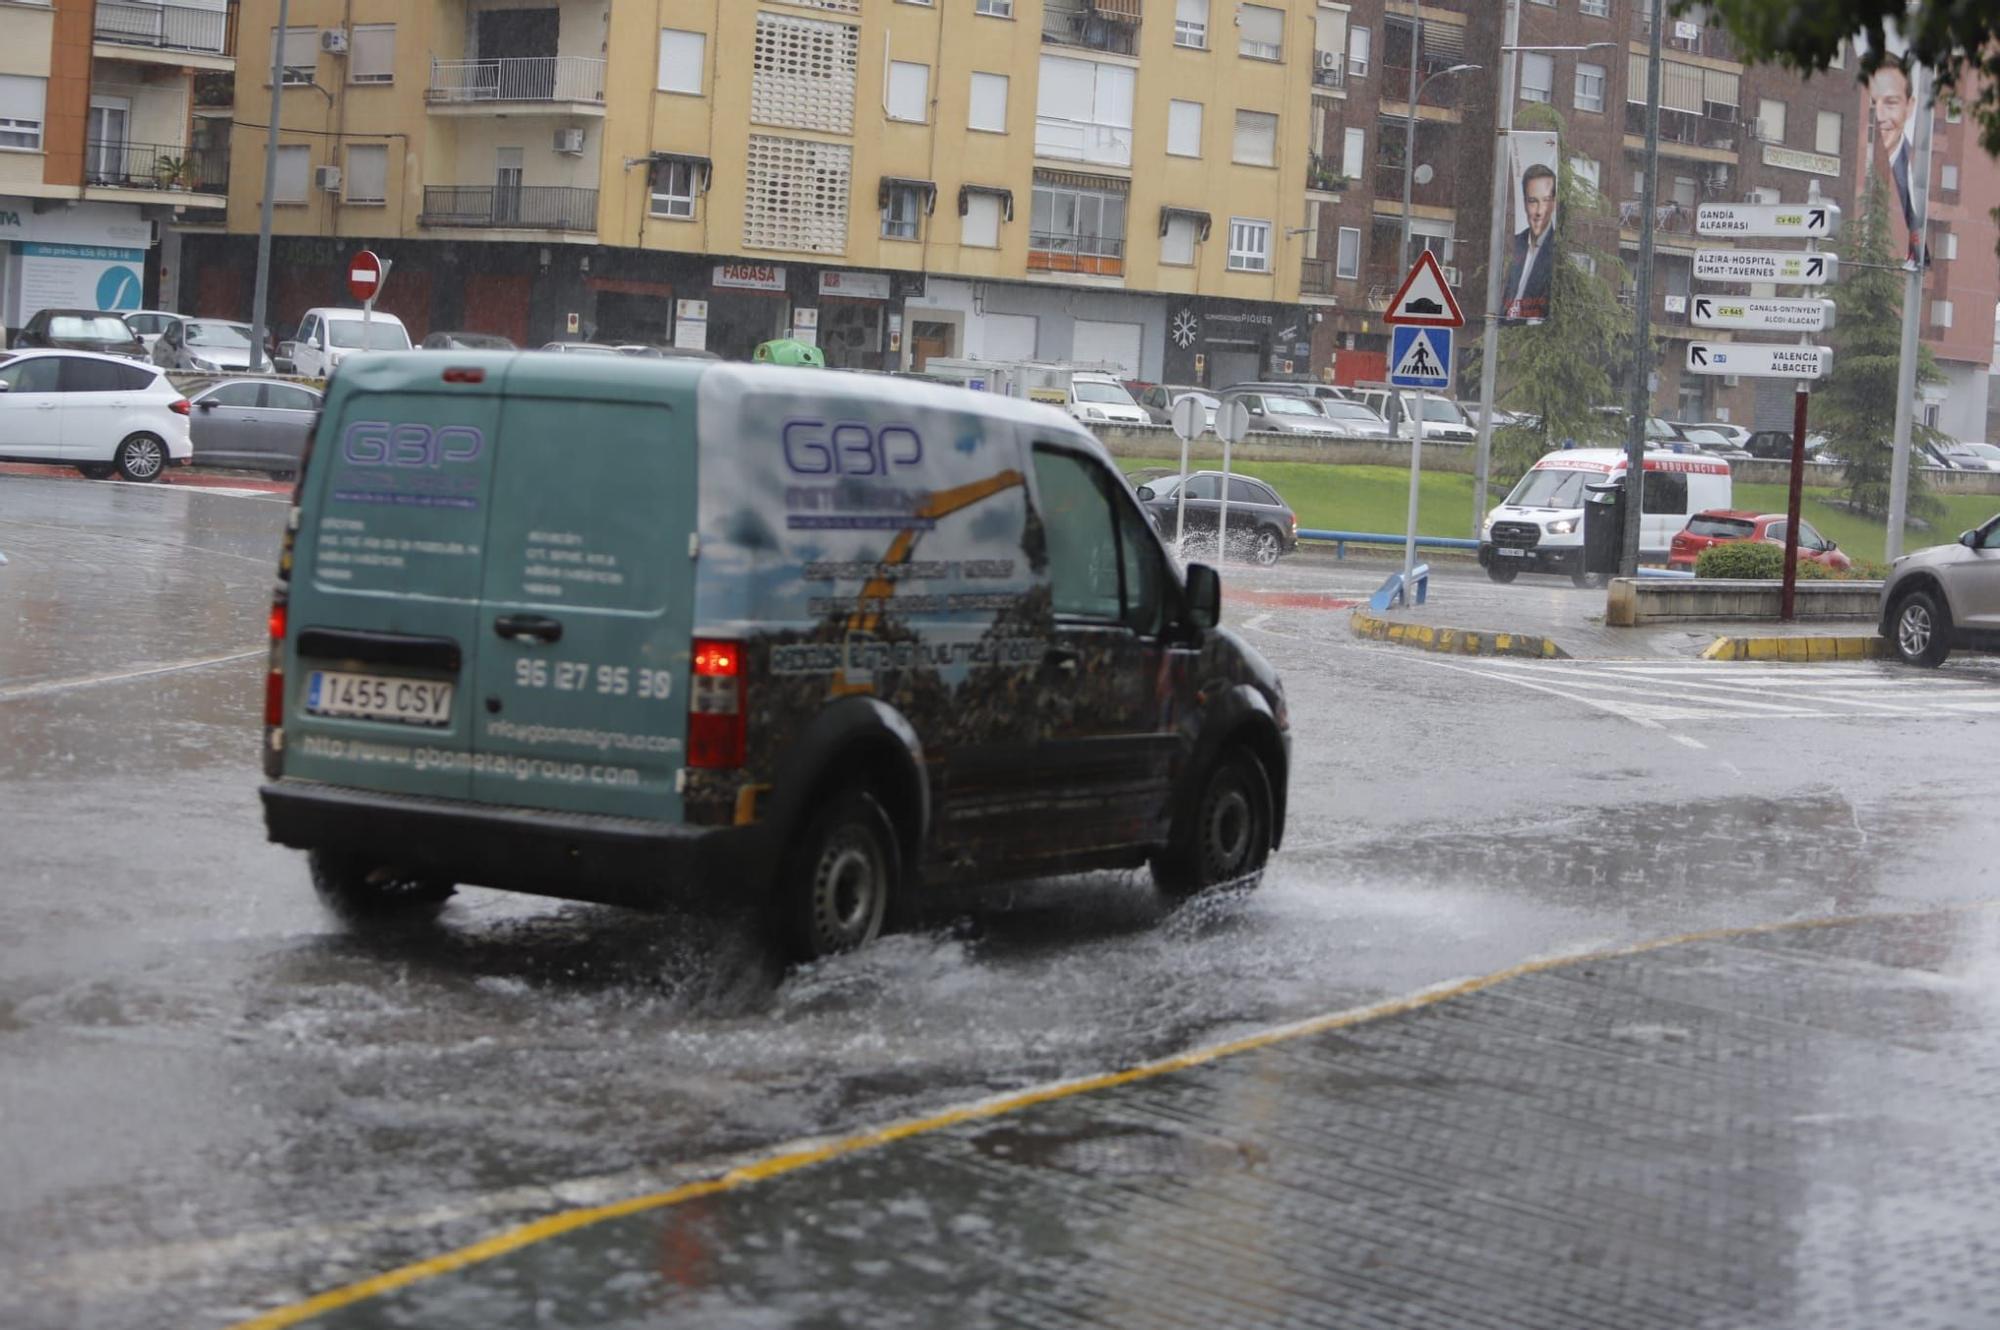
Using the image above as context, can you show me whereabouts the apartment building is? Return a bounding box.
[1904,77,1999,444]
[180,0,1321,379]
[0,0,231,331]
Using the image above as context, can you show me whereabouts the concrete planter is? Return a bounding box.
[1606,577,1884,626]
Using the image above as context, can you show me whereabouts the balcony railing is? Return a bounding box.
[1042,0,1140,56]
[1619,199,1700,233]
[85,139,227,195]
[419,185,598,233]
[1372,160,1455,210]
[1027,233,1125,277]
[1301,257,1339,296]
[1312,57,1347,91]
[95,0,233,56]
[426,56,606,106]
[1306,151,1347,194]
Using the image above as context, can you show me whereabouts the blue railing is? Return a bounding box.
[1298,528,1482,559]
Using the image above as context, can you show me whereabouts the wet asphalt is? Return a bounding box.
[1,474,1995,1329]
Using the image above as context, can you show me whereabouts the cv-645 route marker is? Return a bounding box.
[1690,296,1835,334]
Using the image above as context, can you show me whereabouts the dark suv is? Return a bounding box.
[1133,470,1300,565]
[15,309,147,359]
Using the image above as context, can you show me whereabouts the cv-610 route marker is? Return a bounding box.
[1690,296,1835,334]
[1693,249,1838,285]
[1686,342,1830,380]
[1696,202,1842,239]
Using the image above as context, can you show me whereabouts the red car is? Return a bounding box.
[1669,510,1852,571]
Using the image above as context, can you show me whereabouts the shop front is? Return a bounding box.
[1161,297,1314,389]
[0,199,154,334]
[815,269,895,370]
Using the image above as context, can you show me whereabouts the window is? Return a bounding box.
[1943,230,1958,261]
[345,144,387,204]
[976,0,1012,14]
[1574,63,1605,113]
[1933,300,1954,329]
[1175,0,1206,49]
[1347,25,1370,78]
[887,60,929,122]
[1672,175,1697,209]
[1238,4,1283,60]
[1580,0,1608,15]
[1336,225,1360,278]
[271,27,317,85]
[1033,449,1124,621]
[62,358,153,393]
[1227,218,1270,272]
[962,191,1001,247]
[205,382,264,409]
[650,159,700,218]
[1167,99,1202,157]
[658,29,706,94]
[349,24,394,84]
[274,144,309,203]
[1161,212,1197,265]
[1341,125,1364,180]
[1815,110,1842,155]
[0,357,58,392]
[752,12,860,134]
[1035,55,1134,167]
[882,183,923,239]
[1232,110,1277,166]
[1640,471,1688,516]
[0,75,45,151]
[268,384,322,413]
[1570,156,1600,191]
[1940,162,1959,192]
[1029,180,1126,269]
[743,134,851,253]
[968,72,1008,132]
[1756,97,1785,143]
[1520,53,1553,104]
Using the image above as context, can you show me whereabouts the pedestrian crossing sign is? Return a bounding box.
[1389,325,1453,391]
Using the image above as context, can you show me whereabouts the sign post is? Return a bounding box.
[348,249,389,361]
[1169,394,1205,553]
[1385,251,1463,595]
[1214,398,1252,562]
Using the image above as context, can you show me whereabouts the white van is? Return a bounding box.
[284,308,413,379]
[1480,447,1731,583]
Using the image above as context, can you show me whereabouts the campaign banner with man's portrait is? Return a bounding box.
[1500,131,1561,325]
[1866,52,1926,264]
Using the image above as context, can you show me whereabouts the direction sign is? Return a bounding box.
[1690,295,1835,334]
[1383,251,1465,328]
[1686,342,1831,380]
[1696,202,1841,240]
[1694,249,1837,286]
[1389,325,1454,391]
[347,249,384,303]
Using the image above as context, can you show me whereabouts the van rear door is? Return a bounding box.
[467,359,697,819]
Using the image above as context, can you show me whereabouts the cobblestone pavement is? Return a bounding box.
[270,905,2000,1330]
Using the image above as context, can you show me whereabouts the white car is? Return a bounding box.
[1067,372,1150,425]
[284,308,413,379]
[152,316,266,373]
[0,350,192,481]
[122,310,181,353]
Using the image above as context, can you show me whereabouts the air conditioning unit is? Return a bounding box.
[1663,295,1687,314]
[319,27,348,54]
[314,165,342,192]
[1316,50,1339,70]
[1442,265,1461,287]
[553,127,586,155]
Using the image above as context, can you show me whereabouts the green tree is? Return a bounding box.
[1695,0,2000,157]
[1814,173,1946,520]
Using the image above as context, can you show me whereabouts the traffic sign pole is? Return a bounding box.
[1403,388,1426,590]
[1780,206,1824,622]
[1168,394,1203,554]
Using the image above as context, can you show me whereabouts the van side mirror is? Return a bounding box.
[1962,530,1979,548]
[1183,562,1221,632]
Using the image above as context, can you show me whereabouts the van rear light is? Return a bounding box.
[443,367,485,384]
[688,638,746,769]
[169,398,191,416]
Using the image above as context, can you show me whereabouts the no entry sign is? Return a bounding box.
[347,250,384,303]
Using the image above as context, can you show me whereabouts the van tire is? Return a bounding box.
[776,790,898,962]
[114,434,167,483]
[308,849,455,921]
[1486,561,1519,584]
[1153,747,1273,901]
[1891,588,1952,667]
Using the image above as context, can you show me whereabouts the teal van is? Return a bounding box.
[260,354,1289,958]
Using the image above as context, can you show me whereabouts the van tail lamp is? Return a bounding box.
[169,398,191,416]
[443,367,485,384]
[688,638,746,769]
[264,509,299,776]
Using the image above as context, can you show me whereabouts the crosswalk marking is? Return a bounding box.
[1447,658,2000,724]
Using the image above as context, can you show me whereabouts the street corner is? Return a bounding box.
[1701,633,1888,662]
[1349,608,1569,659]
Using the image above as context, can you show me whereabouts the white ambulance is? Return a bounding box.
[1480,447,1732,583]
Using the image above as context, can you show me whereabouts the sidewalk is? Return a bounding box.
[249,904,2000,1330]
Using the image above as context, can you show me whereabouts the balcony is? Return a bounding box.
[1027,233,1124,278]
[1042,0,1140,57]
[1306,152,1347,195]
[419,185,598,234]
[1372,159,1456,211]
[426,56,606,114]
[84,139,227,202]
[1312,58,1347,93]
[1301,257,1339,297]
[94,0,234,58]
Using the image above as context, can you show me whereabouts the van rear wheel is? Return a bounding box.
[1153,748,1273,901]
[308,849,455,921]
[775,790,898,963]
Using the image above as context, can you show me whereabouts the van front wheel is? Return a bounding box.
[308,850,455,921]
[1486,560,1519,584]
[776,791,898,962]
[1153,748,1273,901]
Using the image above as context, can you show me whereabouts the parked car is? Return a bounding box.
[1067,371,1150,425]
[15,309,147,360]
[537,341,624,355]
[1312,398,1397,439]
[1217,380,1350,405]
[152,317,265,373]
[122,310,181,352]
[284,308,413,379]
[1132,470,1299,565]
[1674,428,1751,460]
[1680,420,1751,449]
[1349,388,1477,444]
[1216,389,1352,438]
[1743,429,1834,461]
[1667,510,1852,572]
[0,349,191,481]
[186,379,322,475]
[1941,443,2000,472]
[615,344,722,360]
[421,331,518,351]
[1134,383,1217,429]
[1879,513,2000,666]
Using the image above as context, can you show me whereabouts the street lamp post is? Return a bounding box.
[1397,54,1482,274]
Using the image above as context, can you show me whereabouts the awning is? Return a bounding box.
[959,184,1014,221]
[878,176,937,214]
[649,152,712,191]
[1033,167,1130,194]
[1159,206,1211,240]
[1091,0,1143,22]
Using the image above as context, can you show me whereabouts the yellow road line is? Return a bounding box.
[225,900,1997,1330]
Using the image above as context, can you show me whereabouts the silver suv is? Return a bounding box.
[1879,514,2000,666]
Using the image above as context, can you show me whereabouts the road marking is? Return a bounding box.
[1434,658,2000,723]
[0,649,260,701]
[223,902,1997,1330]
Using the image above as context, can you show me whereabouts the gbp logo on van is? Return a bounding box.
[342,421,486,468]
[782,419,923,476]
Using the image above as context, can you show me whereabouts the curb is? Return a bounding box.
[1350,609,1569,659]
[1700,633,1888,662]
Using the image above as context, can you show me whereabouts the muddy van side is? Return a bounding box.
[261,354,1290,958]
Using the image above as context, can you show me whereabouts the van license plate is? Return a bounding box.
[1497,547,1526,558]
[306,671,453,726]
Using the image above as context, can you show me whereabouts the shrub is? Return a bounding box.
[1695,540,1785,579]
